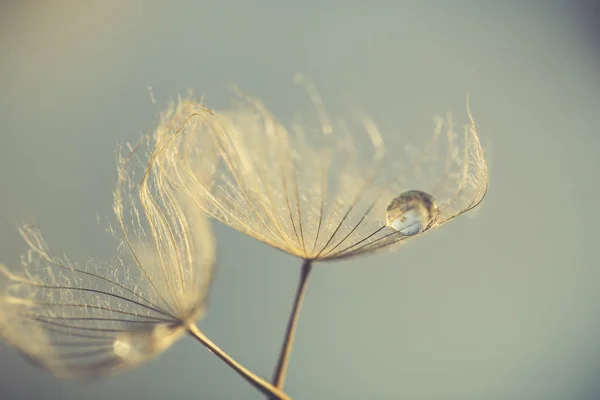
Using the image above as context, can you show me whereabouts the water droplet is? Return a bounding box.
[385,190,439,236]
[113,324,181,363]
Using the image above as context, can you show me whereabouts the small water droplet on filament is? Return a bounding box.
[385,190,439,236]
[113,324,182,363]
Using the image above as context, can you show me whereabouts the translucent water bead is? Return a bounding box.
[113,324,181,363]
[385,190,440,236]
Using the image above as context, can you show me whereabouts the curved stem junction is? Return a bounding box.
[187,323,291,400]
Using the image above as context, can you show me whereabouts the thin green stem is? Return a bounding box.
[270,259,313,390]
[187,323,291,400]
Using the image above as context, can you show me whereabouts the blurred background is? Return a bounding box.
[1,1,599,399]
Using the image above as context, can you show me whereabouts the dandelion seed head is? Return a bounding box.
[0,99,215,378]
[157,84,488,262]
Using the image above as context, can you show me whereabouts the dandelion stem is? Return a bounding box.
[270,258,313,390]
[187,323,291,400]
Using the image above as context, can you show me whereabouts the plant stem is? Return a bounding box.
[187,323,291,400]
[270,259,313,390]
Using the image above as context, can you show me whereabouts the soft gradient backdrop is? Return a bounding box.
[1,2,599,399]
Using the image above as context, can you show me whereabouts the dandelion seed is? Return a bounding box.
[157,92,487,265]
[0,99,290,400]
[154,81,489,392]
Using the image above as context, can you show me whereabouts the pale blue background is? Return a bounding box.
[1,2,599,399]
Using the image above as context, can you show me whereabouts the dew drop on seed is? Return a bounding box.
[385,190,440,236]
[113,324,180,362]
